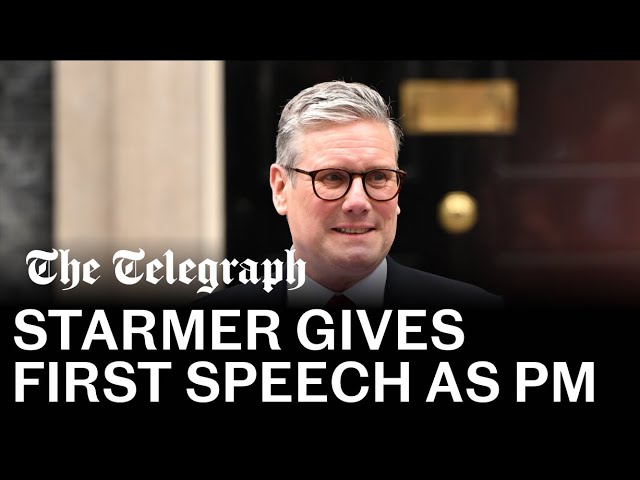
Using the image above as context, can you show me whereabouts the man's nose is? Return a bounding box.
[341,176,371,214]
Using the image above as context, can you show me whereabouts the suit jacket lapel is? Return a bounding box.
[383,255,403,306]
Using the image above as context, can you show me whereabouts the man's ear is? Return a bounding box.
[270,164,289,216]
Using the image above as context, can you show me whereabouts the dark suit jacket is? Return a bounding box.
[193,256,502,309]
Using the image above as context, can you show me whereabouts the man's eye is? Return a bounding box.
[369,171,390,183]
[321,172,346,183]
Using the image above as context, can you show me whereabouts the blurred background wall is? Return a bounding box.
[0,61,52,303]
[2,60,639,305]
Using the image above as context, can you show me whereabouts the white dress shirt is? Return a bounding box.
[287,258,387,309]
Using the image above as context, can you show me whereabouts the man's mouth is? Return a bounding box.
[333,228,374,234]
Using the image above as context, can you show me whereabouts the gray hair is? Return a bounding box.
[275,80,403,178]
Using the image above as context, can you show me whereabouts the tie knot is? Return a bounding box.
[325,294,357,310]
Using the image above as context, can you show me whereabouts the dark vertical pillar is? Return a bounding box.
[0,61,52,304]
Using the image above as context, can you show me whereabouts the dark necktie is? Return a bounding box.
[325,294,357,310]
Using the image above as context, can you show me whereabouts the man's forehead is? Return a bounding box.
[296,123,396,164]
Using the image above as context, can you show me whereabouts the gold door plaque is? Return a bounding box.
[399,79,517,134]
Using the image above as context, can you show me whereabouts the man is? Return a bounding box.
[200,80,501,309]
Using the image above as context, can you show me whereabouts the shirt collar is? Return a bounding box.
[287,257,387,309]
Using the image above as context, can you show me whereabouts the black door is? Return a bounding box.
[225,60,640,306]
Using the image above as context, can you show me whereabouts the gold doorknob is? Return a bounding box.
[438,191,478,234]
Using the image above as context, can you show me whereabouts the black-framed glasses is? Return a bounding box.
[286,167,407,201]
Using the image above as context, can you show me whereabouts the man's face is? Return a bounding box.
[270,119,401,290]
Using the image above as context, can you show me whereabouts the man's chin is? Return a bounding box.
[329,254,380,276]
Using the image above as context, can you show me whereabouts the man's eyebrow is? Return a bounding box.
[319,165,398,171]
